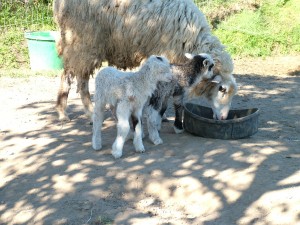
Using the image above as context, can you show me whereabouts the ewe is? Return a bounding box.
[53,0,237,122]
[92,56,173,158]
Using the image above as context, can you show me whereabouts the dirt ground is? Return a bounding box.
[0,56,300,225]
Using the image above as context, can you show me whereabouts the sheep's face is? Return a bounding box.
[206,75,237,120]
[149,55,173,82]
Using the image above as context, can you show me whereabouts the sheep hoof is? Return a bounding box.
[92,143,102,151]
[153,138,163,145]
[173,126,184,134]
[58,113,70,122]
[112,150,122,159]
[135,146,145,153]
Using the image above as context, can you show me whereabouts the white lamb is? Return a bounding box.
[92,55,173,159]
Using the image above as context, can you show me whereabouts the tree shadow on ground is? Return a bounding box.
[0,73,299,224]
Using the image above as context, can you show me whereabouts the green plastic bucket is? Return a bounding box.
[25,31,63,70]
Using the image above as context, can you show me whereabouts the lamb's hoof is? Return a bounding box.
[92,143,102,151]
[173,126,184,134]
[135,146,145,153]
[112,150,122,159]
[152,138,163,145]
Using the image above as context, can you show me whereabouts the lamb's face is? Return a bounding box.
[149,55,173,83]
[206,75,238,120]
[185,53,215,79]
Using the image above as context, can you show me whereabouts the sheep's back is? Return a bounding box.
[53,0,211,72]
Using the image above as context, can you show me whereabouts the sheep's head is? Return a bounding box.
[205,75,237,120]
[189,74,237,120]
[147,55,173,83]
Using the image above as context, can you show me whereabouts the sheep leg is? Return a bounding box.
[132,110,145,153]
[173,95,184,134]
[112,103,131,158]
[146,106,163,145]
[56,70,73,121]
[92,102,105,151]
[79,77,93,121]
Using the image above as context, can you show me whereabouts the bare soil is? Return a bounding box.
[1,56,300,225]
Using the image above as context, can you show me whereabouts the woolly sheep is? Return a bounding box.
[53,0,237,122]
[92,55,173,158]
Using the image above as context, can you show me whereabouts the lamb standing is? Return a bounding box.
[53,0,237,122]
[92,55,173,158]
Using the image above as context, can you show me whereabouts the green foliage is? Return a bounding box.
[214,0,300,57]
[0,0,299,72]
[0,0,56,69]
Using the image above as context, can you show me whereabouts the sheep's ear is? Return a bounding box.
[184,53,194,60]
[211,75,222,84]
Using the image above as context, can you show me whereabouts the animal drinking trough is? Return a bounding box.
[183,103,259,139]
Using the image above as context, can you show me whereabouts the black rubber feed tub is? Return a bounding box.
[184,103,259,139]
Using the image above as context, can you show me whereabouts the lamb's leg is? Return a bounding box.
[92,102,105,151]
[173,95,184,134]
[56,70,73,121]
[112,104,130,158]
[132,109,145,153]
[79,76,94,121]
[146,106,163,145]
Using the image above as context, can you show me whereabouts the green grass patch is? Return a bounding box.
[0,0,299,74]
[0,0,56,70]
[214,0,300,57]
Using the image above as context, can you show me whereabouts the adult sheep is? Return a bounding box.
[53,0,236,121]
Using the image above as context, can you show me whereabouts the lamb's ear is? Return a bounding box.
[184,53,194,60]
[211,75,222,84]
[156,56,163,61]
[203,58,211,68]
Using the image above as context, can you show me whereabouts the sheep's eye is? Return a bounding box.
[219,86,226,93]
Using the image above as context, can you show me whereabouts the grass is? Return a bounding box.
[0,0,299,72]
[213,0,300,57]
[0,0,56,71]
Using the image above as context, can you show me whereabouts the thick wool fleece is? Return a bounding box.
[54,0,233,78]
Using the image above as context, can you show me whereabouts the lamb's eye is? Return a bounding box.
[219,86,226,93]
[156,56,163,61]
